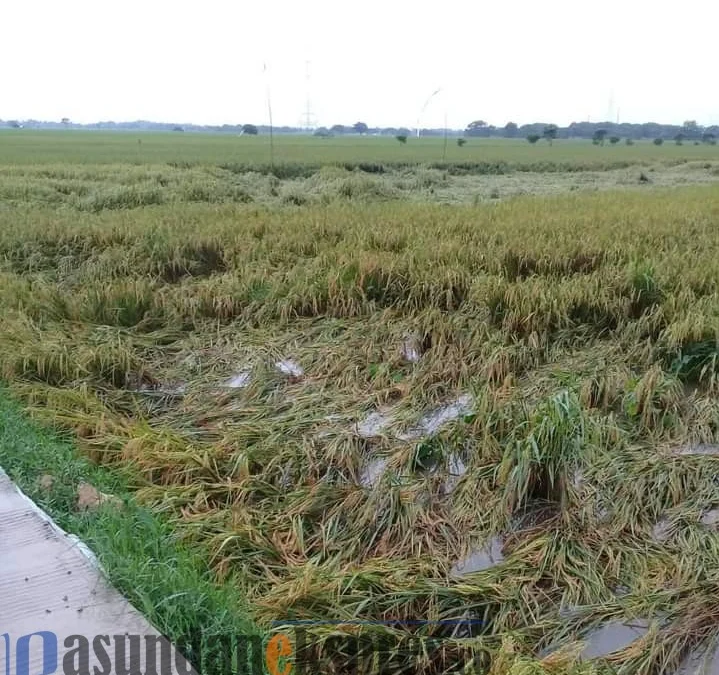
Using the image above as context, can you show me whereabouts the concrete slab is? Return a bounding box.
[0,469,197,675]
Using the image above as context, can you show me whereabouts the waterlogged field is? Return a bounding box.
[3,133,719,674]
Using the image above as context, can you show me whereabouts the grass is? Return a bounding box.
[0,392,262,675]
[3,134,719,673]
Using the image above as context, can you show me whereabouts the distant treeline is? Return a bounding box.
[464,120,719,141]
[2,118,718,141]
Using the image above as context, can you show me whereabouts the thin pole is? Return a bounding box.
[442,112,448,161]
[264,63,274,168]
[416,88,441,138]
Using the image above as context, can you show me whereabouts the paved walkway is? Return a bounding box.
[0,469,196,675]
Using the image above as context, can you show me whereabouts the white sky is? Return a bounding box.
[3,0,718,129]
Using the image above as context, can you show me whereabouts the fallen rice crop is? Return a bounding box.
[3,136,719,674]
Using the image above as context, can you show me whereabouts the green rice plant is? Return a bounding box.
[498,390,593,515]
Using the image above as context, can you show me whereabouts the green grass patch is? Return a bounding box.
[0,391,263,675]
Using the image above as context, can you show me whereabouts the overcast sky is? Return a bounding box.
[4,0,718,129]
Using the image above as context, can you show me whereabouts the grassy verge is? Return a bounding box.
[0,390,263,675]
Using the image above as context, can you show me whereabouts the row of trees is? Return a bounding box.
[4,118,719,142]
[465,119,719,141]
[520,125,717,146]
[1,119,376,135]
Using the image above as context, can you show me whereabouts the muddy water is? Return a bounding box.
[275,359,303,378]
[652,517,672,542]
[399,395,473,441]
[356,394,473,441]
[137,382,187,397]
[677,444,719,456]
[674,638,719,675]
[450,536,505,577]
[400,335,422,363]
[356,411,394,438]
[443,453,468,495]
[223,371,252,388]
[579,619,650,659]
[701,508,719,527]
[360,458,390,488]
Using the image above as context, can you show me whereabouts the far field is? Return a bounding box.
[2,130,719,167]
[3,132,719,674]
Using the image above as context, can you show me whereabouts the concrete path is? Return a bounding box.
[0,469,196,675]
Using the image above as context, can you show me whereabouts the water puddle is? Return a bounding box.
[360,458,390,488]
[595,502,612,524]
[677,444,719,456]
[701,508,719,527]
[223,371,252,388]
[674,638,719,675]
[356,394,472,444]
[275,359,304,379]
[449,536,504,577]
[443,453,468,495]
[579,619,650,659]
[400,335,422,363]
[135,381,187,397]
[572,469,584,490]
[558,605,587,620]
[356,411,395,438]
[652,517,672,542]
[399,395,473,441]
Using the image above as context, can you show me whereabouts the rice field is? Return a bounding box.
[3,129,719,167]
[3,133,719,674]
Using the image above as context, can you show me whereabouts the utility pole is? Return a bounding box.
[263,63,274,168]
[442,112,448,161]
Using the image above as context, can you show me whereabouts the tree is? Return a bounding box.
[465,120,488,137]
[241,124,258,135]
[653,138,664,145]
[703,132,717,145]
[527,134,541,144]
[61,117,70,126]
[330,124,347,135]
[353,122,368,135]
[7,120,20,128]
[395,134,407,144]
[543,124,558,145]
[172,126,184,132]
[625,138,634,146]
[609,136,620,145]
[592,129,608,146]
[682,120,701,139]
[503,122,518,138]
[314,127,331,137]
[457,138,467,147]
[674,132,685,145]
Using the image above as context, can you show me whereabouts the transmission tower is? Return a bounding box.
[301,60,318,131]
[607,89,615,123]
